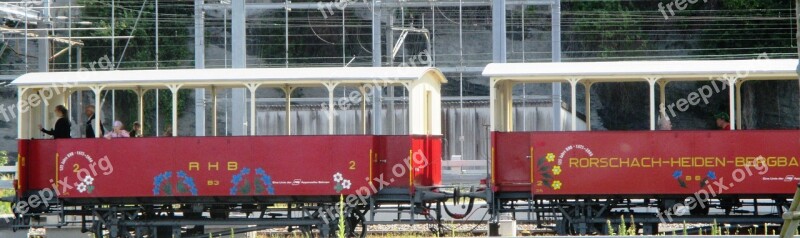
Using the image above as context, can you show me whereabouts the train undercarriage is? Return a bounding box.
[491,193,792,235]
[9,187,459,238]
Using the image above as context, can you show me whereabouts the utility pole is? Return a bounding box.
[231,0,246,136]
[194,0,206,136]
[551,0,562,132]
[38,0,49,73]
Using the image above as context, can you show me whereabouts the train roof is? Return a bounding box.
[482,59,798,82]
[11,67,447,88]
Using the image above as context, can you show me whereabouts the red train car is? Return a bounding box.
[10,67,447,237]
[484,59,800,235]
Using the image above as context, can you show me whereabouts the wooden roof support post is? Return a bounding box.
[89,85,105,138]
[658,80,668,113]
[489,78,513,132]
[245,83,262,136]
[211,86,217,136]
[17,88,30,139]
[582,81,593,131]
[135,88,147,136]
[735,80,744,129]
[323,82,340,135]
[359,85,368,135]
[281,85,296,135]
[567,78,580,131]
[723,76,738,130]
[489,78,500,132]
[645,77,660,131]
[166,84,183,137]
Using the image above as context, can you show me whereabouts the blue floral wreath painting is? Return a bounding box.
[230,167,276,195]
[152,170,199,196]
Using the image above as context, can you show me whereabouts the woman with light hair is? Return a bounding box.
[104,120,131,139]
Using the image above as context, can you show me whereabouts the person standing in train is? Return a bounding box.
[714,112,731,130]
[85,105,105,138]
[131,121,142,137]
[104,121,131,139]
[39,105,71,139]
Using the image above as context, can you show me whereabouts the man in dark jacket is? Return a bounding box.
[85,105,104,138]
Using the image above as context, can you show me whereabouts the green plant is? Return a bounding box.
[0,188,13,215]
[0,150,8,166]
[606,219,616,235]
[627,215,636,235]
[682,220,687,235]
[337,194,345,238]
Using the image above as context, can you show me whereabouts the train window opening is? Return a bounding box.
[509,82,589,132]
[382,85,411,135]
[13,67,446,139]
[250,86,287,136]
[590,81,651,131]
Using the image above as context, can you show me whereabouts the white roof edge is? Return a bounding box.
[11,67,447,87]
[482,59,799,80]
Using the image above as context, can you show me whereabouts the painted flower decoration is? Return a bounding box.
[333,172,343,183]
[341,179,352,190]
[77,183,87,193]
[230,168,253,195]
[255,168,276,195]
[545,153,556,162]
[707,171,716,180]
[177,170,198,196]
[672,170,683,179]
[551,166,562,176]
[551,180,562,190]
[82,176,94,185]
[153,172,173,195]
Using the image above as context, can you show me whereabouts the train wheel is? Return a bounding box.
[329,207,367,238]
[92,220,104,238]
[345,208,367,238]
[690,200,710,216]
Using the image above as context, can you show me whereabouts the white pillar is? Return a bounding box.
[726,76,737,130]
[646,77,660,131]
[324,82,339,135]
[211,86,217,136]
[567,78,579,131]
[90,85,105,138]
[136,88,146,135]
[17,88,30,139]
[282,86,295,135]
[245,83,261,136]
[167,84,182,136]
[359,85,368,134]
[658,81,668,108]
[583,81,592,131]
[736,81,743,129]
